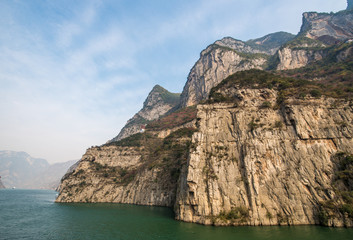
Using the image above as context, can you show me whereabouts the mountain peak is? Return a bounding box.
[144,85,180,107]
[110,85,180,142]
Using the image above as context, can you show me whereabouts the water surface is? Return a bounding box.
[0,189,352,240]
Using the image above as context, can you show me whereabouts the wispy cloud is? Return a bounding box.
[0,0,347,162]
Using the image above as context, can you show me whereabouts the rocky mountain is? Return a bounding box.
[0,177,5,189]
[246,32,296,55]
[176,70,353,227]
[179,32,295,108]
[349,0,353,11]
[299,11,353,45]
[30,160,78,190]
[0,151,76,189]
[0,151,49,188]
[110,85,180,142]
[276,9,353,70]
[56,5,353,228]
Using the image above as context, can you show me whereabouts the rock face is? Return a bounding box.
[56,7,353,228]
[57,82,353,227]
[179,32,294,108]
[299,11,353,44]
[246,32,295,55]
[276,47,325,70]
[110,85,180,142]
[276,10,353,70]
[175,89,353,227]
[56,146,176,206]
[179,40,266,108]
[56,125,196,206]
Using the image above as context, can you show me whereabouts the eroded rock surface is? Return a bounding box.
[175,89,353,227]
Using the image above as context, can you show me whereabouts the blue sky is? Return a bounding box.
[0,0,347,163]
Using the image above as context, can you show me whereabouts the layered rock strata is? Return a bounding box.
[175,89,353,227]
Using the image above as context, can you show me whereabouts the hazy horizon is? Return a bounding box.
[0,0,346,163]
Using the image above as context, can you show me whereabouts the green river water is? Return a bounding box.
[0,189,352,240]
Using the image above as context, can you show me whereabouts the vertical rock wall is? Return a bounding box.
[175,89,353,227]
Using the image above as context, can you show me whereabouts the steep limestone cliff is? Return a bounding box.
[56,6,353,228]
[179,43,266,108]
[110,85,180,142]
[299,11,353,44]
[175,80,353,227]
[276,45,326,70]
[57,69,353,227]
[275,10,353,71]
[56,145,178,206]
[179,32,294,108]
[56,107,197,206]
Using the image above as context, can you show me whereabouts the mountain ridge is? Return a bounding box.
[0,150,76,189]
[109,85,181,142]
[56,5,353,227]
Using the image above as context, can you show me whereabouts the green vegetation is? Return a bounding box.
[102,127,196,186]
[274,120,283,129]
[261,101,272,108]
[281,42,353,99]
[210,44,269,60]
[283,36,326,50]
[318,152,353,226]
[146,106,197,130]
[109,132,150,147]
[246,32,295,53]
[208,69,319,104]
[214,206,250,223]
[152,85,181,105]
[123,115,149,129]
[208,62,353,105]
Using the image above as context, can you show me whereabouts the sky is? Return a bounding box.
[0,0,347,163]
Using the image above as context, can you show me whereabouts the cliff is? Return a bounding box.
[276,9,353,70]
[175,71,353,227]
[56,7,353,228]
[299,11,353,44]
[56,107,197,205]
[110,85,180,142]
[179,32,294,108]
[57,69,353,227]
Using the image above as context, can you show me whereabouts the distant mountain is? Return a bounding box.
[30,160,78,189]
[0,151,76,189]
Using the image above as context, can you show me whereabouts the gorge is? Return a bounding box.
[56,5,353,227]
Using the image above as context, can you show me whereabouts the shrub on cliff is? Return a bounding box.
[146,106,197,130]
